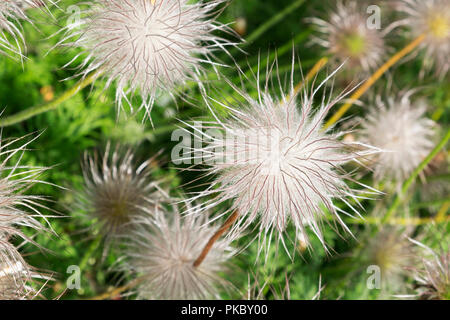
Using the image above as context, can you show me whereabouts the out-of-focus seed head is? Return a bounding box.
[308,0,390,76]
[360,91,435,183]
[0,1,55,59]
[61,0,236,118]
[398,0,450,78]
[0,134,51,299]
[185,59,380,255]
[76,144,167,245]
[124,204,235,300]
[409,238,450,300]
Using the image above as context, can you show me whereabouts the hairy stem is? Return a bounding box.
[0,72,100,127]
[382,128,450,223]
[323,34,426,130]
[193,210,239,268]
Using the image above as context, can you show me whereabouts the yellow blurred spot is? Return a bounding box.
[428,14,449,39]
[40,85,54,102]
[151,0,156,4]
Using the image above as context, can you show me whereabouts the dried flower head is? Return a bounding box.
[76,144,166,245]
[308,0,390,75]
[0,134,52,299]
[0,1,54,59]
[123,204,235,300]
[185,60,380,254]
[398,0,450,78]
[363,227,417,293]
[409,234,450,300]
[419,151,450,203]
[245,272,324,300]
[415,251,450,300]
[0,241,33,300]
[359,91,435,183]
[61,0,236,117]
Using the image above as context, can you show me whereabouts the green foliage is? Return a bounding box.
[0,0,448,300]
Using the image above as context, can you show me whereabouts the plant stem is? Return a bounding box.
[243,0,306,46]
[436,201,450,221]
[193,210,239,268]
[346,215,449,226]
[382,128,450,223]
[323,34,426,130]
[290,57,329,99]
[0,72,100,127]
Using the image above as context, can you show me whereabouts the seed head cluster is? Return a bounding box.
[62,0,235,116]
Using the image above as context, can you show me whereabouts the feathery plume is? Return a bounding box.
[0,134,52,299]
[409,237,449,300]
[60,0,236,117]
[123,204,235,300]
[397,0,450,78]
[308,0,391,76]
[0,134,50,244]
[0,241,33,300]
[0,1,55,59]
[184,57,380,254]
[359,91,435,183]
[245,272,324,300]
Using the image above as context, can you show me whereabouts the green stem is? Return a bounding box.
[382,128,450,223]
[243,0,306,46]
[0,72,100,127]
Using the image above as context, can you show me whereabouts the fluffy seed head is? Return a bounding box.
[124,204,235,300]
[0,241,32,300]
[186,62,380,253]
[398,0,450,78]
[360,91,435,182]
[363,227,417,293]
[0,1,54,59]
[0,134,51,299]
[76,144,166,244]
[309,0,389,75]
[62,0,235,117]
[0,135,50,244]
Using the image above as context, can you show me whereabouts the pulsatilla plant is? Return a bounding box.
[0,0,449,301]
